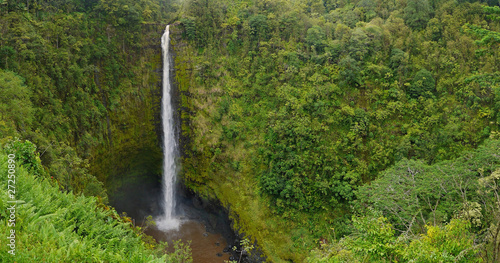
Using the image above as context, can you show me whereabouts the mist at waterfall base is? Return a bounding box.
[112,183,240,262]
[144,191,239,263]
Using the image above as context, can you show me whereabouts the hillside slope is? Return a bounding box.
[172,0,500,261]
[0,143,193,262]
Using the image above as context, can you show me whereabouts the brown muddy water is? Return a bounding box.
[145,219,232,263]
[112,181,244,262]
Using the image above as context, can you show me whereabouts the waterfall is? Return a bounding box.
[157,25,180,231]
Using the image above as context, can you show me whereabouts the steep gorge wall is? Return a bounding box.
[170,24,296,263]
[89,23,167,219]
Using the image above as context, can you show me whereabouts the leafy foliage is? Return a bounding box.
[0,0,178,202]
[0,150,191,262]
[307,217,480,263]
[175,0,500,261]
[355,139,500,261]
[409,69,436,99]
[2,0,500,262]
[404,0,433,30]
[2,139,44,177]
[0,70,32,136]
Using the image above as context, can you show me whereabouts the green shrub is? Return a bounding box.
[409,69,436,99]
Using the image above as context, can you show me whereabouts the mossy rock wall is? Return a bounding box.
[170,24,303,263]
[89,23,167,218]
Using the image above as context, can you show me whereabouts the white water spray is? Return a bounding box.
[157,25,180,231]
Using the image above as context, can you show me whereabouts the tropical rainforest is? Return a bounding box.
[0,0,499,262]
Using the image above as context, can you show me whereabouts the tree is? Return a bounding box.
[306,26,326,53]
[404,219,480,263]
[339,56,361,87]
[2,138,44,176]
[344,211,400,261]
[409,69,435,99]
[309,214,479,262]
[0,70,33,134]
[390,48,408,70]
[180,17,196,41]
[249,14,269,41]
[404,0,433,30]
[0,46,16,70]
[348,28,370,61]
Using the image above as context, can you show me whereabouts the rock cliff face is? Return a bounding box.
[98,22,266,261]
[170,24,269,262]
[90,23,165,220]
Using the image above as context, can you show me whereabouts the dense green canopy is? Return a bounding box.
[0,0,499,262]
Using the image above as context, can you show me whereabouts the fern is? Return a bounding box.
[0,152,172,262]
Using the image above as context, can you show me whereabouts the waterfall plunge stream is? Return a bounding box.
[157,25,180,231]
